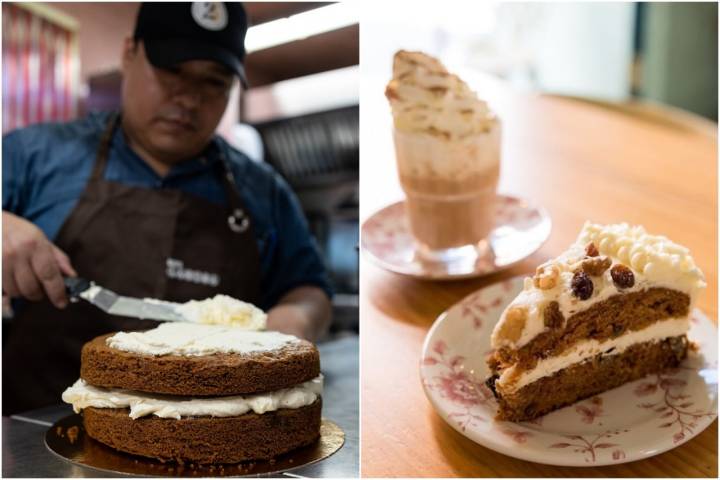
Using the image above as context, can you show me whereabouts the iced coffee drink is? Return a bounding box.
[386,51,500,259]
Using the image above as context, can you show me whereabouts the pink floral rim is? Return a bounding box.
[361,195,551,280]
[420,276,718,466]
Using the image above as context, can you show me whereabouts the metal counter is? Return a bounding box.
[2,334,359,478]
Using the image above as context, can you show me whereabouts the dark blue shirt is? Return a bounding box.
[2,111,332,309]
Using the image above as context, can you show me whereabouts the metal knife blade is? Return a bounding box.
[65,278,186,322]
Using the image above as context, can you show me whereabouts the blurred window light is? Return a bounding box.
[245,3,358,53]
[244,65,359,123]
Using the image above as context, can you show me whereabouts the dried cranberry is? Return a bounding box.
[571,271,594,300]
[585,242,599,257]
[611,264,635,289]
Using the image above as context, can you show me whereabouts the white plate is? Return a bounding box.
[361,195,551,280]
[420,276,718,466]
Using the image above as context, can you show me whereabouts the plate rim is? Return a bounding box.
[419,276,719,467]
[360,194,552,281]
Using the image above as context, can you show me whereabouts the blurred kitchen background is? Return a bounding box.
[2,1,359,335]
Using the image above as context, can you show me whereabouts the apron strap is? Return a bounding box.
[215,145,252,234]
[90,112,120,181]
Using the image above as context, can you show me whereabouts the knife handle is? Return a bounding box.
[64,277,91,300]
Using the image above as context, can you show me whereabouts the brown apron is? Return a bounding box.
[3,113,261,415]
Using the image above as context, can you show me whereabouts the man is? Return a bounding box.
[2,2,332,415]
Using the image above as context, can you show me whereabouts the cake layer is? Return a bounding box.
[81,333,320,396]
[491,222,705,351]
[63,376,323,419]
[489,287,689,373]
[489,336,688,421]
[82,399,322,463]
[497,317,688,392]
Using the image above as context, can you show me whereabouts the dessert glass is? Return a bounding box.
[392,118,501,264]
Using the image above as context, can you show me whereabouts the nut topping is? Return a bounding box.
[585,242,599,257]
[533,264,560,290]
[498,306,528,343]
[581,256,612,276]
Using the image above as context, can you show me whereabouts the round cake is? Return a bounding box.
[63,322,323,464]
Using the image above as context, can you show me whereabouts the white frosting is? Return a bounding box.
[79,285,102,301]
[491,222,705,349]
[107,323,299,356]
[385,50,496,140]
[174,294,266,329]
[62,376,323,420]
[497,317,689,393]
[82,286,267,330]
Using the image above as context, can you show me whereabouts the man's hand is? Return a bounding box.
[2,211,77,308]
[266,286,331,342]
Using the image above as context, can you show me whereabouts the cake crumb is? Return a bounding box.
[66,426,79,444]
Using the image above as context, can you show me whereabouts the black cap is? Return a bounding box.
[134,2,248,87]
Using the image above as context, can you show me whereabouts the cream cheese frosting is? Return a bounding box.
[491,222,705,349]
[497,317,689,392]
[174,294,266,329]
[107,323,299,356]
[385,50,496,140]
[80,286,267,329]
[62,376,323,420]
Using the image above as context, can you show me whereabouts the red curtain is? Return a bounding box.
[2,3,79,133]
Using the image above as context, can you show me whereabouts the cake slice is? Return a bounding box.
[485,222,705,421]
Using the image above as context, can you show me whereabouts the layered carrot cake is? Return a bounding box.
[485,222,705,421]
[62,301,322,464]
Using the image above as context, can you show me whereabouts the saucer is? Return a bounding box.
[420,276,718,466]
[360,195,551,280]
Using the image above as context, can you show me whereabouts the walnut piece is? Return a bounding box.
[585,242,599,257]
[581,255,612,276]
[533,264,560,290]
[497,306,527,343]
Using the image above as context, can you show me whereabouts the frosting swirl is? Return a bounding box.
[385,50,495,140]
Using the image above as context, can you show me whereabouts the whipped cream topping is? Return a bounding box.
[385,50,495,140]
[175,294,266,329]
[107,323,300,356]
[491,222,705,349]
[62,376,323,420]
[497,317,689,392]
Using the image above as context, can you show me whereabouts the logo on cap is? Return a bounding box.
[191,2,228,31]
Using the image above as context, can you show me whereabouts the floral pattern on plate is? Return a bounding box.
[420,276,718,466]
[361,195,551,280]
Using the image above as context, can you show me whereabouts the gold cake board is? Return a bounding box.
[45,413,345,477]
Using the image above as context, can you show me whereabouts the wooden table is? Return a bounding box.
[360,74,717,477]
